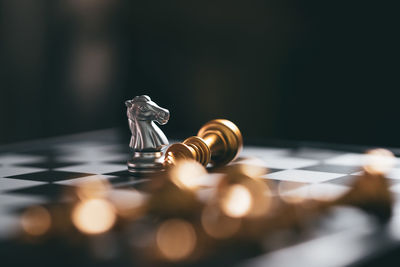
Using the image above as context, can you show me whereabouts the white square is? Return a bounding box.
[324,153,400,167]
[55,163,126,175]
[240,147,290,158]
[233,157,269,167]
[390,184,400,195]
[324,153,365,166]
[58,151,126,163]
[0,154,45,165]
[283,183,350,201]
[0,212,20,240]
[55,141,109,152]
[387,168,400,180]
[0,178,46,192]
[264,169,344,183]
[259,157,318,169]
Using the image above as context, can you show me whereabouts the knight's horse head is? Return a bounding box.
[125,95,170,125]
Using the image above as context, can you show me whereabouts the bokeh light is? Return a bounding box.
[170,160,208,190]
[220,184,252,218]
[72,198,116,235]
[107,189,147,218]
[201,204,241,239]
[76,178,110,200]
[364,148,395,175]
[245,180,272,217]
[278,181,308,204]
[21,206,52,236]
[156,219,197,261]
[307,184,350,201]
[239,164,268,178]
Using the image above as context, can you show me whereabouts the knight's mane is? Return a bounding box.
[132,95,151,103]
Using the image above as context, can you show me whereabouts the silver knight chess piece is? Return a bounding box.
[125,95,170,174]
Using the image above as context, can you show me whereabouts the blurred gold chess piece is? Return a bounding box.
[164,119,243,167]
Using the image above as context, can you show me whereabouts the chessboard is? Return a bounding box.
[2,129,400,267]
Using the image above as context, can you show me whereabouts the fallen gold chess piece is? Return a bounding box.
[164,119,243,167]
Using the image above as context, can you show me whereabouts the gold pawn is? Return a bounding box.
[164,119,243,167]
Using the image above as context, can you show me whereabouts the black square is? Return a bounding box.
[6,184,74,199]
[104,170,141,179]
[327,175,358,186]
[330,174,400,187]
[105,160,127,165]
[105,170,153,190]
[6,170,94,182]
[267,168,284,174]
[300,164,360,174]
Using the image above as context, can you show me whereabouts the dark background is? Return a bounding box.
[0,0,398,146]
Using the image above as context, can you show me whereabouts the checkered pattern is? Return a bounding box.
[2,138,400,243]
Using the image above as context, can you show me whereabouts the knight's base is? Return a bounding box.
[127,151,165,174]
